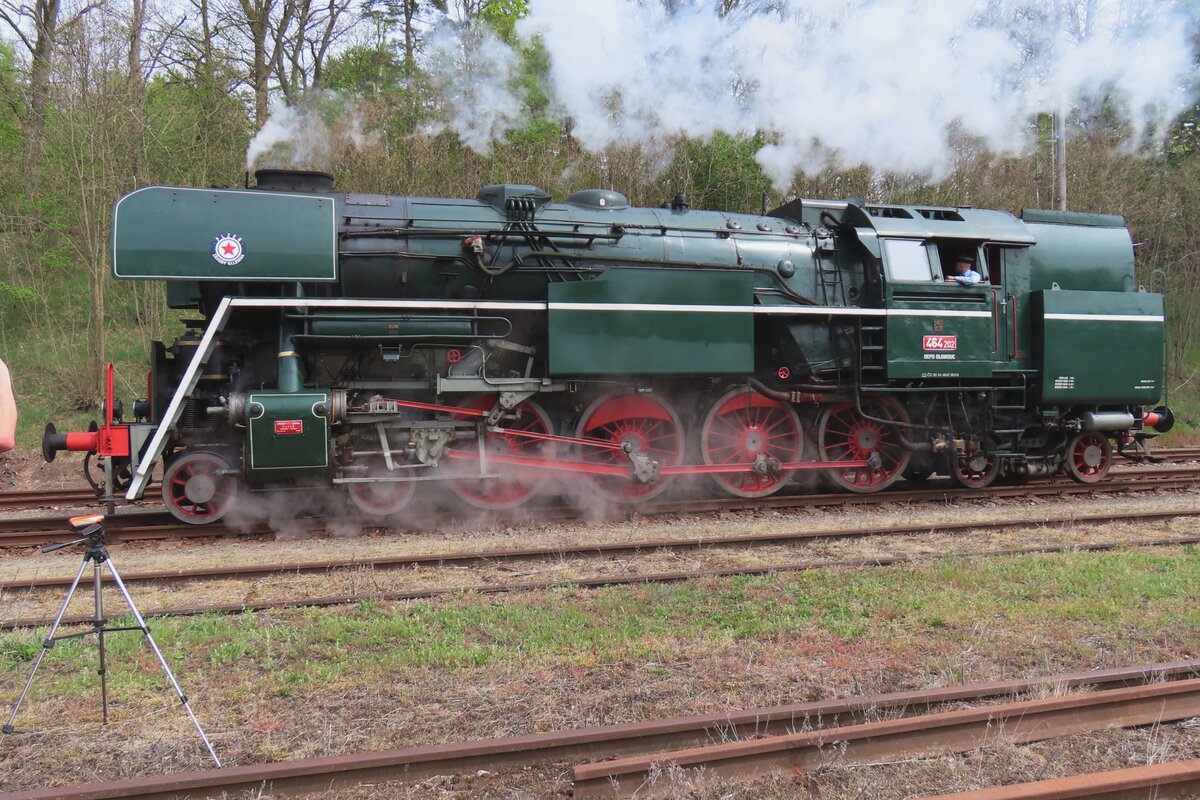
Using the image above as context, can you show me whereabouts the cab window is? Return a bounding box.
[882,238,936,281]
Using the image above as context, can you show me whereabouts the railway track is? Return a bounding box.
[0,444,1195,515]
[925,760,1200,799]
[7,659,1199,800]
[4,507,1196,593]
[2,460,1178,514]
[1117,444,1200,462]
[0,486,163,510]
[2,464,1198,550]
[571,678,1200,797]
[5,526,1197,630]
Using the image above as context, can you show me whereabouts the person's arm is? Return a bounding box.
[0,360,16,452]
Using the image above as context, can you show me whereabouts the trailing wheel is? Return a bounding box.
[816,397,911,493]
[576,391,683,502]
[1066,431,1112,484]
[163,451,239,525]
[346,460,416,517]
[449,396,554,509]
[700,388,802,498]
[948,447,1000,489]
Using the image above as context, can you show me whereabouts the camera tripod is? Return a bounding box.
[2,514,220,767]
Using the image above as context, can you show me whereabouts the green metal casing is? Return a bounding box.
[885,284,997,379]
[1022,211,1135,293]
[548,269,754,375]
[112,187,338,281]
[245,391,332,483]
[1035,290,1164,403]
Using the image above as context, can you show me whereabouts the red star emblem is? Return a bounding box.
[221,242,236,256]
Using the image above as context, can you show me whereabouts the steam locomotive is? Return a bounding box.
[44,168,1173,523]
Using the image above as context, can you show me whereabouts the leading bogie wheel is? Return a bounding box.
[448,396,555,509]
[163,451,239,524]
[1066,431,1112,484]
[816,397,912,493]
[576,391,684,503]
[700,388,802,498]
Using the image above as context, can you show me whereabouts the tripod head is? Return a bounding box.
[42,514,107,555]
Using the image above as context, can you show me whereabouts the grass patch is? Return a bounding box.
[2,549,1197,701]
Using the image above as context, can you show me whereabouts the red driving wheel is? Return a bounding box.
[700,388,802,498]
[449,396,554,509]
[576,391,683,502]
[816,397,911,493]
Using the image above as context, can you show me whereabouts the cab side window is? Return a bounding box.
[882,239,937,281]
[936,244,987,282]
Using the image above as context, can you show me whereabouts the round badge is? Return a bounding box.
[211,234,245,266]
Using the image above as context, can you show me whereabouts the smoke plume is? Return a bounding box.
[422,20,529,152]
[427,0,1198,186]
[246,91,379,172]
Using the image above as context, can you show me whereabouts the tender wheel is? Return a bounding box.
[700,388,802,498]
[577,391,683,502]
[1066,432,1112,484]
[449,396,554,509]
[948,448,1000,489]
[346,461,416,517]
[163,451,239,524]
[816,397,912,493]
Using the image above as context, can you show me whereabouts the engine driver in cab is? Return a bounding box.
[948,255,982,285]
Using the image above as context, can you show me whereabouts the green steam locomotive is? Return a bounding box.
[45,168,1173,523]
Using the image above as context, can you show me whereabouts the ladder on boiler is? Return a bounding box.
[814,250,847,307]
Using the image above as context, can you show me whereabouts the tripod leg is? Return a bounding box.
[93,560,109,725]
[104,560,221,767]
[3,555,90,735]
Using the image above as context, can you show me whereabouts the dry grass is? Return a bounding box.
[3,487,1199,612]
[1,486,1198,797]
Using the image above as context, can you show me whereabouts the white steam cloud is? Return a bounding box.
[422,21,528,152]
[426,0,1198,186]
[247,91,379,171]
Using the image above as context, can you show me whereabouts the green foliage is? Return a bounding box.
[324,44,408,97]
[656,132,774,213]
[0,42,22,179]
[480,0,529,43]
[0,5,1197,452]
[143,73,251,187]
[2,550,1197,698]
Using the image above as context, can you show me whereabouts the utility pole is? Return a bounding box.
[1053,0,1067,211]
[1054,110,1067,211]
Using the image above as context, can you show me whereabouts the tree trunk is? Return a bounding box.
[22,0,61,188]
[127,0,146,185]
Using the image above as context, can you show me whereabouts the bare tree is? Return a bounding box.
[221,0,297,125]
[0,0,104,185]
[275,0,353,100]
